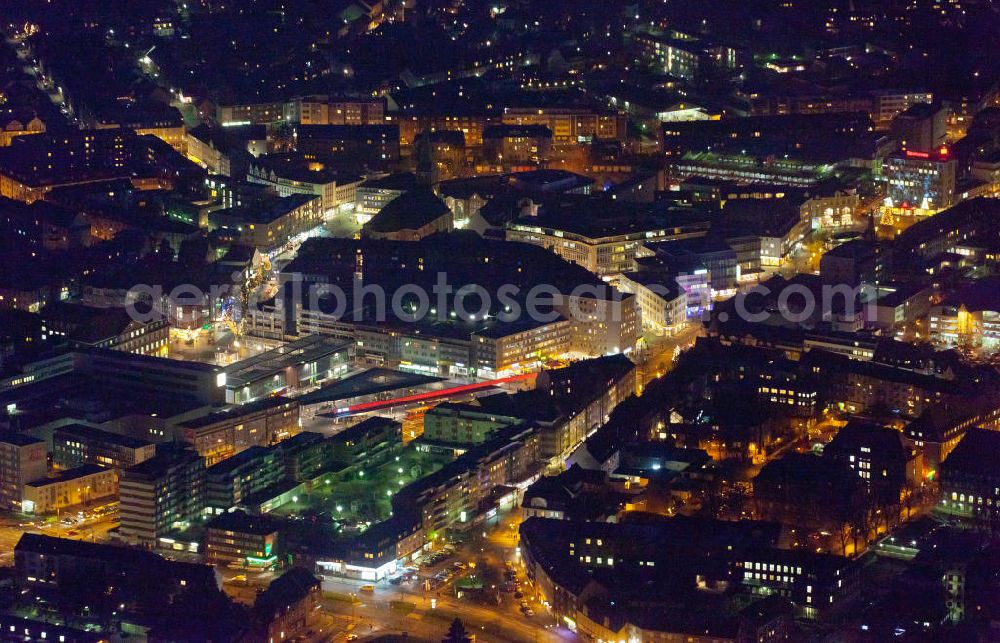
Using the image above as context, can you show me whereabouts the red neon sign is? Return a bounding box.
[335,373,536,415]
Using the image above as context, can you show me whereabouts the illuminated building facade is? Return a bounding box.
[501,107,625,143]
[53,424,156,470]
[21,464,118,515]
[505,219,706,276]
[471,317,572,376]
[939,429,1000,523]
[882,148,956,215]
[118,447,207,549]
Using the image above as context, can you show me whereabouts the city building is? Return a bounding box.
[501,107,626,143]
[21,464,118,514]
[361,187,452,241]
[328,416,402,468]
[891,103,948,153]
[505,207,709,276]
[738,549,860,620]
[247,155,362,213]
[928,279,1000,353]
[0,434,48,510]
[882,148,957,216]
[39,301,170,356]
[215,100,287,125]
[13,533,238,637]
[354,172,421,220]
[397,424,540,539]
[52,423,156,470]
[939,428,1000,523]
[97,103,187,153]
[185,123,266,177]
[222,335,352,403]
[118,447,206,549]
[616,272,686,335]
[0,129,203,203]
[470,317,572,377]
[204,510,282,568]
[206,445,286,513]
[824,421,921,502]
[0,112,45,147]
[482,124,552,168]
[819,240,879,288]
[291,95,385,125]
[209,193,323,250]
[633,32,703,80]
[174,397,300,465]
[295,124,400,165]
[253,568,321,642]
[422,402,522,446]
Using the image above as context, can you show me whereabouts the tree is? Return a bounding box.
[442,618,472,643]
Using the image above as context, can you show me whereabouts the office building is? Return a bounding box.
[505,210,709,276]
[209,193,323,250]
[882,148,956,215]
[471,317,572,376]
[175,397,300,465]
[21,464,118,514]
[247,155,362,213]
[354,172,421,219]
[0,434,48,510]
[52,423,156,470]
[616,273,687,336]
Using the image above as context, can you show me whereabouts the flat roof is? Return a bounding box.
[0,432,45,447]
[25,463,107,487]
[178,396,297,430]
[224,335,352,388]
[53,423,153,449]
[296,368,444,405]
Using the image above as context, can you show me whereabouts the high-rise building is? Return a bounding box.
[118,447,206,548]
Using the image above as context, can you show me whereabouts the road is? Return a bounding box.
[0,510,119,564]
[635,322,704,389]
[219,512,573,643]
[300,505,575,643]
[319,591,571,643]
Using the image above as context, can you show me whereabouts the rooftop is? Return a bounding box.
[25,463,108,487]
[53,423,153,450]
[363,187,450,233]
